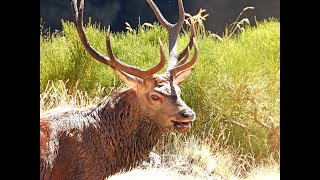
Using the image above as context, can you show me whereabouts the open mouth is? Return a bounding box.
[171,120,193,132]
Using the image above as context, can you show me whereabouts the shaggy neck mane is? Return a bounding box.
[91,88,164,176]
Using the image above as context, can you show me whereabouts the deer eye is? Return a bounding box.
[151,94,160,100]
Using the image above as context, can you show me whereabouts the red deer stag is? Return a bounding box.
[40,0,198,179]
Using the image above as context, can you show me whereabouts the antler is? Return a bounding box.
[71,0,166,80]
[146,0,198,76]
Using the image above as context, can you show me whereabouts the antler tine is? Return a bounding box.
[72,0,166,80]
[146,0,173,30]
[147,0,198,76]
[170,37,198,76]
[71,0,109,65]
[177,18,195,61]
[106,26,166,79]
[147,0,185,56]
[176,46,190,66]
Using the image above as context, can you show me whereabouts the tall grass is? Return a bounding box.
[40,18,280,172]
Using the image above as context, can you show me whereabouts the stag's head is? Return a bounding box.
[71,0,198,132]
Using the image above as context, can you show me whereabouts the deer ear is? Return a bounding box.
[173,67,194,85]
[114,69,141,90]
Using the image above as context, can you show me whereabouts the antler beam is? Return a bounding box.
[146,0,198,76]
[71,0,166,80]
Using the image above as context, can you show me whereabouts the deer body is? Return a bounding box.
[41,89,168,179]
[40,0,199,179]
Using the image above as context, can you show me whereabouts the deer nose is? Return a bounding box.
[180,110,196,120]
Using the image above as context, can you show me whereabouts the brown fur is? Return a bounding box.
[40,119,51,159]
[40,77,191,179]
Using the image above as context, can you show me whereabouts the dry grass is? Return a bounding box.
[40,80,106,116]
[109,130,279,180]
[225,7,255,37]
[185,8,209,36]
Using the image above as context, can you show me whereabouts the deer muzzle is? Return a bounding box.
[171,108,196,132]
